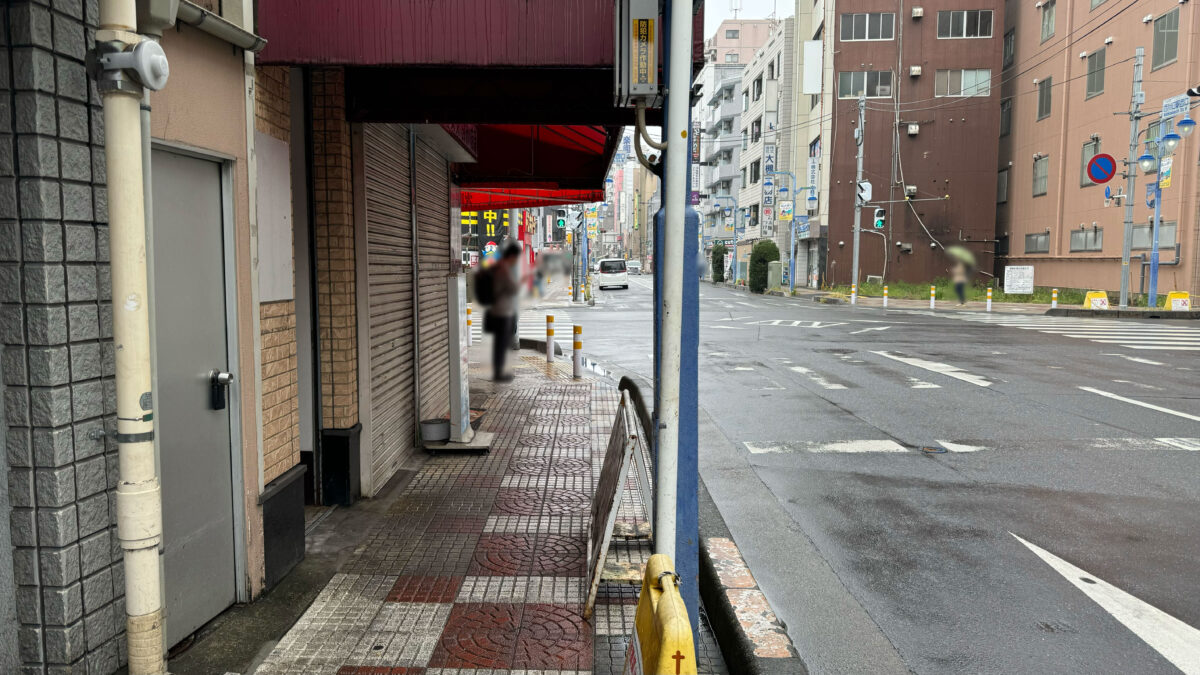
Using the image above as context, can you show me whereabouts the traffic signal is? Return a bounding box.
[873,208,886,229]
[556,210,567,228]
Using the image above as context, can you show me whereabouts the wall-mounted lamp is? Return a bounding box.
[1079,51,1089,59]
[1104,36,1114,44]
[1142,13,1154,22]
[1033,152,1046,160]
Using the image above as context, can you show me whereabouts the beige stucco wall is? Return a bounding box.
[149,25,266,596]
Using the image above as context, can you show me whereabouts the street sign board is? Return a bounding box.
[807,157,820,191]
[779,200,794,221]
[1159,156,1173,188]
[1003,265,1034,294]
[1087,153,1118,184]
[1162,94,1190,120]
[1146,182,1156,207]
[724,216,734,231]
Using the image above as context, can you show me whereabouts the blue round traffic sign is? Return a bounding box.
[1087,153,1117,184]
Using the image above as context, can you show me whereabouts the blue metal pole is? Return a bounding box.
[1149,162,1163,306]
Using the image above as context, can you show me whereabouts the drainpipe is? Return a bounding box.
[656,0,693,562]
[92,0,169,671]
[409,129,422,425]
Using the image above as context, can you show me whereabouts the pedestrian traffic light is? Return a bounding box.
[873,208,886,229]
[556,210,567,228]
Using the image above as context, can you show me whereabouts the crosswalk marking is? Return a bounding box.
[903,310,1200,351]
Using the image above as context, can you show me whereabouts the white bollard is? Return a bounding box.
[573,325,582,379]
[545,315,554,362]
[1052,288,1059,309]
[883,285,888,308]
[851,283,858,305]
[466,307,473,346]
[930,285,936,309]
[986,287,993,312]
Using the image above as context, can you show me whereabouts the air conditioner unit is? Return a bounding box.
[909,65,923,77]
[905,184,918,196]
[907,123,920,136]
[912,7,924,18]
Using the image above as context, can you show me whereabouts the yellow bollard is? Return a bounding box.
[545,315,554,362]
[625,554,696,675]
[882,285,888,308]
[573,325,582,379]
[930,285,936,309]
[1051,288,1059,309]
[851,283,857,305]
[466,307,473,346]
[986,287,993,312]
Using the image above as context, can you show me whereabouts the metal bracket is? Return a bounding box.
[87,38,170,94]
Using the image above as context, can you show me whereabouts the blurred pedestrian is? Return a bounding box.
[484,242,523,381]
[950,259,971,306]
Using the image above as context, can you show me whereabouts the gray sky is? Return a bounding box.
[705,0,794,38]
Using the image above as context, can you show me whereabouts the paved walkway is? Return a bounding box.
[252,347,725,674]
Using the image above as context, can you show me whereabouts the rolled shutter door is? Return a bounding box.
[414,138,452,420]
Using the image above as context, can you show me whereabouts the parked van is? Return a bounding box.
[627,260,642,275]
[597,258,629,289]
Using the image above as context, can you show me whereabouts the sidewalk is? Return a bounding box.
[706,280,1054,314]
[249,345,727,675]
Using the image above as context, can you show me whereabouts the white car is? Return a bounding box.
[627,260,642,275]
[597,258,629,289]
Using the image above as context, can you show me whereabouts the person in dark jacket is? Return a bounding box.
[488,242,523,381]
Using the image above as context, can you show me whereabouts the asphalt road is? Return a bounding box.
[560,276,1200,675]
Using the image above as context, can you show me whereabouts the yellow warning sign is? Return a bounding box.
[633,19,655,85]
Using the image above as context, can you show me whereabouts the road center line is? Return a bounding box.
[871,351,992,387]
[1103,354,1166,366]
[745,440,907,454]
[1078,387,1200,422]
[1011,533,1200,675]
[789,366,847,390]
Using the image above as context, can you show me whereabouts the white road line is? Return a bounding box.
[745,440,907,454]
[789,366,847,390]
[935,440,986,453]
[1124,345,1200,351]
[908,377,941,389]
[851,326,891,334]
[872,351,993,387]
[1112,380,1164,391]
[1103,353,1166,366]
[733,366,754,371]
[1156,438,1200,451]
[707,325,747,330]
[1078,387,1200,422]
[1011,533,1200,675]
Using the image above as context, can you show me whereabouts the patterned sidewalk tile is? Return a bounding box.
[483,516,588,536]
[427,603,524,669]
[513,604,592,671]
[386,576,464,604]
[346,602,454,667]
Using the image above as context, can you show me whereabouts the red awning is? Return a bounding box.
[454,124,622,192]
[461,188,605,211]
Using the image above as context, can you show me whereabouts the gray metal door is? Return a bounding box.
[150,149,237,647]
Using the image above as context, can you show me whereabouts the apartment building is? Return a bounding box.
[737,18,796,280]
[705,19,779,65]
[997,0,1199,296]
[827,1,1004,286]
[791,0,831,288]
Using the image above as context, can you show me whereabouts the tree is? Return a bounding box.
[749,240,779,294]
[711,243,727,283]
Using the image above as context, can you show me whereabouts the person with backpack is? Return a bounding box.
[478,242,523,381]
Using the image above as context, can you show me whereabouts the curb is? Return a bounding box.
[699,479,807,675]
[519,337,565,356]
[1046,307,1199,319]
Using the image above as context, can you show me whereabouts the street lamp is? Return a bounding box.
[711,195,741,283]
[1137,118,1189,306]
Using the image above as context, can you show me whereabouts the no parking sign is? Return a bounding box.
[1086,154,1117,184]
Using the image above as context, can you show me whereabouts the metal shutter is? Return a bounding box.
[363,123,415,495]
[414,138,452,419]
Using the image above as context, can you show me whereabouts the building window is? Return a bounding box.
[1091,0,1106,8]
[1153,8,1179,70]
[751,118,762,143]
[936,10,993,38]
[1033,156,1049,196]
[840,12,896,41]
[997,169,1009,203]
[1037,78,1052,120]
[741,168,747,189]
[1000,98,1012,136]
[935,69,992,97]
[811,93,819,110]
[837,70,893,98]
[742,130,749,150]
[749,205,760,227]
[1132,221,1177,249]
[750,160,761,184]
[1086,48,1105,97]
[753,76,764,101]
[1041,0,1055,42]
[1024,232,1050,253]
[742,91,749,111]
[768,62,776,80]
[726,29,741,39]
[1070,228,1104,252]
[1003,30,1015,69]
[725,52,739,63]
[1080,139,1101,186]
[810,137,821,158]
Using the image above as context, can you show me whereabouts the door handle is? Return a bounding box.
[210,370,234,410]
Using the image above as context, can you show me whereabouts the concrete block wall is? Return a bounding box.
[1,0,128,672]
[310,67,358,431]
[254,65,300,485]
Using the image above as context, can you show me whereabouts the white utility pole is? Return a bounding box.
[1119,48,1144,308]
